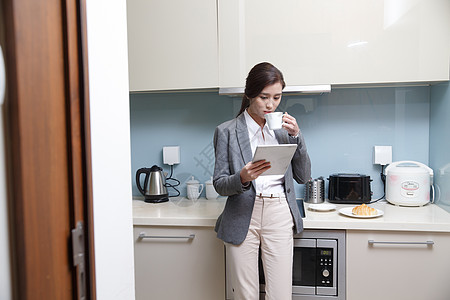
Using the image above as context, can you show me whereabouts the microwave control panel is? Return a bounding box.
[316,248,333,286]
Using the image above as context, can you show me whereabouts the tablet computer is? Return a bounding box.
[252,144,297,176]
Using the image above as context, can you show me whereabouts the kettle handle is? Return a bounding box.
[384,160,434,185]
[136,168,149,196]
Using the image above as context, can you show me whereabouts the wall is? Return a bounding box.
[85,0,135,299]
[130,86,430,200]
[0,45,12,300]
[430,82,450,212]
[0,2,11,297]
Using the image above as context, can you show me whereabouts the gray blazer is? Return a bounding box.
[213,113,311,245]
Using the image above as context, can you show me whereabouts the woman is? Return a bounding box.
[213,62,311,299]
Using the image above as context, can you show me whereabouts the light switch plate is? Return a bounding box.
[163,146,180,165]
[373,146,392,165]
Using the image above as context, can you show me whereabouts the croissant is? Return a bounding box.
[352,204,377,216]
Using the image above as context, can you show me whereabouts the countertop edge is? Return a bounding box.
[303,222,450,232]
[132,220,450,232]
[133,217,217,227]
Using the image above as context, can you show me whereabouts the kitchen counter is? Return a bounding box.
[304,201,450,232]
[133,197,227,227]
[133,197,450,232]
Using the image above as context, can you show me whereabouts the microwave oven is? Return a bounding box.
[226,230,346,300]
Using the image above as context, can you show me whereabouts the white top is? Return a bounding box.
[243,109,285,195]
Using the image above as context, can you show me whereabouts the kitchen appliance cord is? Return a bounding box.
[165,165,180,197]
[370,165,386,203]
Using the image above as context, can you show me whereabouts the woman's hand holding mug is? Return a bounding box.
[282,112,300,136]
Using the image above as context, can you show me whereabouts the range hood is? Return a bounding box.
[219,84,331,96]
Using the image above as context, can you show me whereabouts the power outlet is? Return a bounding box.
[373,146,392,165]
[163,146,180,165]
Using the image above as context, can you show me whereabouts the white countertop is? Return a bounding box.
[304,201,450,232]
[133,197,450,232]
[133,197,227,227]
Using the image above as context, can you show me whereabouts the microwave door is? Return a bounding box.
[292,238,316,295]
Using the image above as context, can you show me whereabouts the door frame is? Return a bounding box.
[2,0,95,298]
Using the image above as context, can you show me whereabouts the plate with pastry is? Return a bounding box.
[339,204,384,218]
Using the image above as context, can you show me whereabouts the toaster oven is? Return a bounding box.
[328,173,372,204]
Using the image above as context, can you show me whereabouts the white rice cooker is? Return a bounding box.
[384,161,434,206]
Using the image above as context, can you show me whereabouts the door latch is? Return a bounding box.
[72,221,86,300]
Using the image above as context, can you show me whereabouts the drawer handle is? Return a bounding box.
[368,240,434,245]
[138,232,195,240]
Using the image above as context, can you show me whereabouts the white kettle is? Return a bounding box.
[384,161,434,206]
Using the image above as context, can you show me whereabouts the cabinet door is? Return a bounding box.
[218,0,450,87]
[127,0,218,91]
[134,226,225,300]
[346,230,450,300]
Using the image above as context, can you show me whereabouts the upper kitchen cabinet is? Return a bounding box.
[127,0,218,92]
[218,0,450,88]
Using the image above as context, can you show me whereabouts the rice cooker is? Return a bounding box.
[384,161,434,206]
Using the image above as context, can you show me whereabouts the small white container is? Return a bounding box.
[205,177,219,200]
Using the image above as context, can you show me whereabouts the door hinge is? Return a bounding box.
[72,221,86,300]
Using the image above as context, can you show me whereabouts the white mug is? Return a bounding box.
[264,112,283,130]
[186,176,204,200]
[187,184,203,200]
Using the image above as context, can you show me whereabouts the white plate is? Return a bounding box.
[308,203,337,211]
[339,207,384,218]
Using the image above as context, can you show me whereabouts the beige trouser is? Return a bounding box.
[226,195,294,300]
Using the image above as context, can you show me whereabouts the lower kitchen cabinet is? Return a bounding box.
[346,230,450,300]
[133,226,225,300]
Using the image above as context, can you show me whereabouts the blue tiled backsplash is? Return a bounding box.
[130,86,432,200]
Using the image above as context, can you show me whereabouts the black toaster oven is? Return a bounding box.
[327,173,372,204]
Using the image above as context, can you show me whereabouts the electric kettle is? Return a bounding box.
[136,165,169,203]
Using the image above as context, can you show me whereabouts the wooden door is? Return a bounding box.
[2,0,95,299]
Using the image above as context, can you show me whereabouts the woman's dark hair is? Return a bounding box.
[237,62,286,116]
